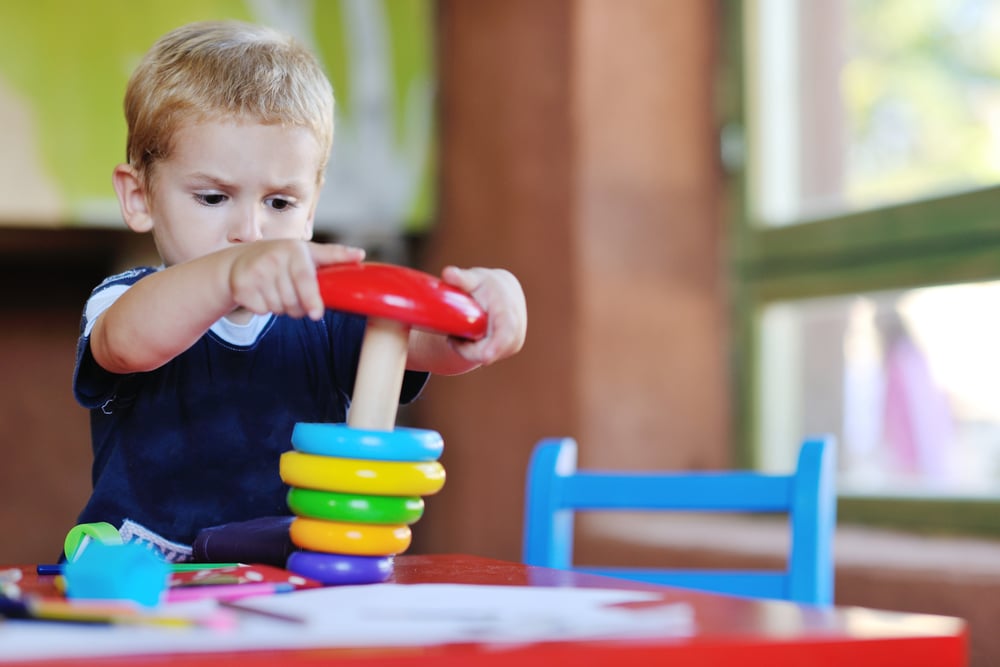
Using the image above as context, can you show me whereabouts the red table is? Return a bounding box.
[3,554,967,666]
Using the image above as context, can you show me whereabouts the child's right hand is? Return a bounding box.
[227,240,366,320]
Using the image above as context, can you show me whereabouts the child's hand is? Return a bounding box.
[227,240,365,320]
[440,266,527,366]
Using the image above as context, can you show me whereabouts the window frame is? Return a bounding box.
[721,0,1000,536]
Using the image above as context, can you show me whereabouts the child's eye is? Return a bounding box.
[265,197,295,211]
[195,193,227,206]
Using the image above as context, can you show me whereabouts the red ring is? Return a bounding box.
[317,263,487,340]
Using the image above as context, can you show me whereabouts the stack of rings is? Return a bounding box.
[279,423,445,585]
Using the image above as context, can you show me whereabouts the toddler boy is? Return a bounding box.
[72,20,526,560]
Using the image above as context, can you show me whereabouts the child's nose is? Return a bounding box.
[228,207,264,243]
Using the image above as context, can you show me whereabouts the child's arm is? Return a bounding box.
[405,266,527,375]
[89,240,365,374]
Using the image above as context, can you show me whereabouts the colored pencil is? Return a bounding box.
[165,582,294,603]
[37,562,243,576]
[218,599,306,624]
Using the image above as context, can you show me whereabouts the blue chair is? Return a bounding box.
[522,435,837,604]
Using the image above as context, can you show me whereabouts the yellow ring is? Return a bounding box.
[289,518,412,556]
[280,451,446,496]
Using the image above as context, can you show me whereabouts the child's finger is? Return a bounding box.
[310,242,366,266]
[276,270,307,318]
[289,252,325,320]
[441,266,482,293]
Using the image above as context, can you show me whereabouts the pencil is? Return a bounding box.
[37,562,243,576]
[25,598,201,628]
[170,563,243,573]
[218,599,306,624]
[165,582,294,603]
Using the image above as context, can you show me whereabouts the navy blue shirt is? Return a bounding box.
[73,267,428,554]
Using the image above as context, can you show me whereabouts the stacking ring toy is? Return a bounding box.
[291,423,444,462]
[290,518,412,556]
[284,263,486,586]
[318,262,487,431]
[280,451,446,496]
[286,551,393,586]
[287,487,424,525]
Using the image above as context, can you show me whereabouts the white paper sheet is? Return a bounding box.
[0,584,694,662]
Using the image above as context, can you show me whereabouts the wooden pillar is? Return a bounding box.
[414,0,729,561]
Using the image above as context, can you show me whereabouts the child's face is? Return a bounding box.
[144,119,325,266]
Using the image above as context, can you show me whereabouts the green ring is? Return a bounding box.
[287,487,425,525]
[64,522,123,561]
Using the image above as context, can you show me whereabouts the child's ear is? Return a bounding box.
[112,164,154,233]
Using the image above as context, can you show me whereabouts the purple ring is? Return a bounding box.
[287,550,394,585]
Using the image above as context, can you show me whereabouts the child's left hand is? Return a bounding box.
[441,266,527,366]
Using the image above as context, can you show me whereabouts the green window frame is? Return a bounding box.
[721,3,1000,536]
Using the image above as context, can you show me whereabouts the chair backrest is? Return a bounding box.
[522,436,837,605]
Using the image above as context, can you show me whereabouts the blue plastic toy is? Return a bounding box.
[63,541,170,607]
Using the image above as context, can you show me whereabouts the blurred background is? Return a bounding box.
[2,0,1000,664]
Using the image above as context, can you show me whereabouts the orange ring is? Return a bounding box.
[289,518,412,556]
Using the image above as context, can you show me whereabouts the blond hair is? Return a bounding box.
[124,20,334,186]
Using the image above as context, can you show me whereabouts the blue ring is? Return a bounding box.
[291,424,444,462]
[287,551,393,585]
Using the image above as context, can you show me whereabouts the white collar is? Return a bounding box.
[210,313,274,345]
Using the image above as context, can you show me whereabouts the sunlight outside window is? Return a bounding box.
[749,0,1000,226]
